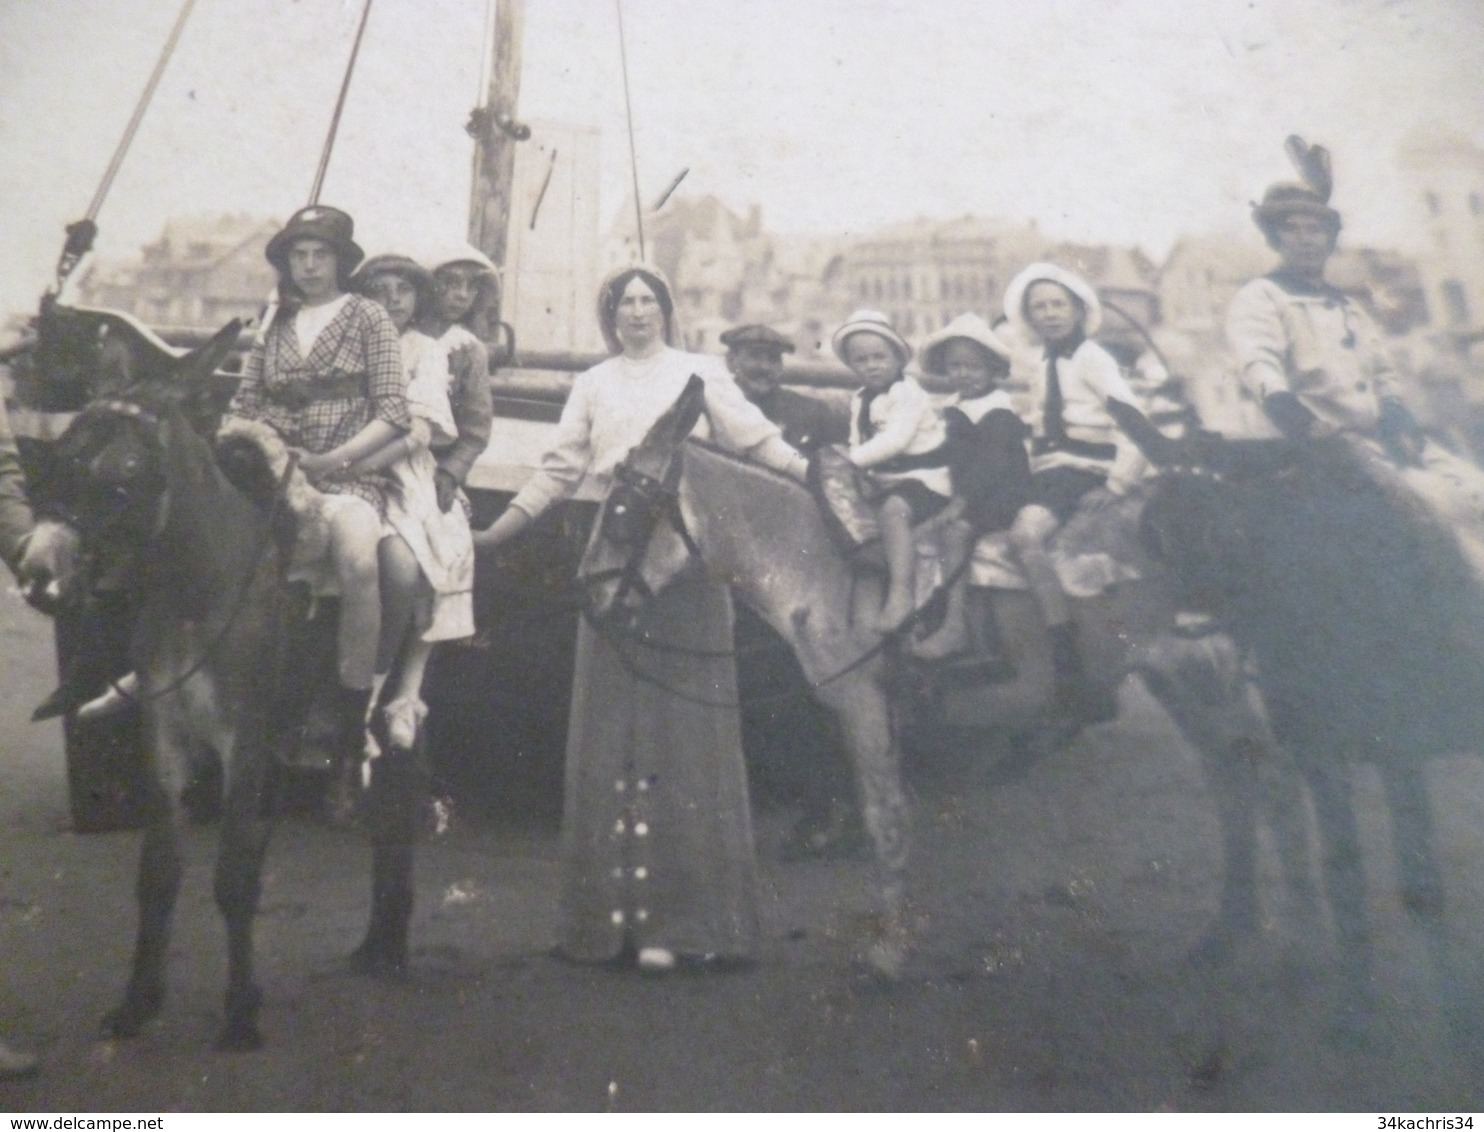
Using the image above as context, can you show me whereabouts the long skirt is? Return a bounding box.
[556,574,760,963]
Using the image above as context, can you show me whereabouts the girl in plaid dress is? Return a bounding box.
[222,206,411,756]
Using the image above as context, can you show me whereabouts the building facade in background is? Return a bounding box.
[77,213,278,329]
[1400,131,1484,337]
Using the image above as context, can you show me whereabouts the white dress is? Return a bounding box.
[384,330,475,642]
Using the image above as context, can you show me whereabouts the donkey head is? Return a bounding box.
[21,318,242,600]
[578,375,707,629]
[1121,419,1305,618]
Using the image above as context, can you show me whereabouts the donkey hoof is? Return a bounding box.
[102,982,165,1039]
[863,935,908,981]
[1399,884,1444,922]
[101,1001,155,1040]
[216,985,264,1051]
[1183,926,1238,970]
[214,1021,264,1053]
[348,939,408,980]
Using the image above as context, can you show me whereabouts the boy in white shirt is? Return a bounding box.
[834,310,953,631]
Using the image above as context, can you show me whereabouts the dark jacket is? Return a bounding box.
[0,403,36,576]
[943,394,1030,534]
[749,387,847,454]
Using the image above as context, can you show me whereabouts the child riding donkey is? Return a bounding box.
[1002,262,1157,720]
[347,254,477,757]
[832,310,956,632]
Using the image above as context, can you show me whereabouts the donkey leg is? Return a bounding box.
[213,723,274,1051]
[103,692,193,1038]
[822,670,910,977]
[1138,640,1265,963]
[1378,761,1444,923]
[1306,759,1376,1009]
[350,744,424,977]
[103,790,183,1038]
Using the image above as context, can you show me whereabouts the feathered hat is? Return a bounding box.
[1251,135,1342,235]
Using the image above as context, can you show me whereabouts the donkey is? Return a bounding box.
[578,379,1295,975]
[1135,429,1484,1016]
[24,310,421,1048]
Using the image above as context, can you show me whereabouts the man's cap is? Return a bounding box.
[720,323,795,354]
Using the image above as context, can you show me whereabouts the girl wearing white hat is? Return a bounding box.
[347,254,476,755]
[832,309,953,631]
[421,245,498,516]
[1001,263,1152,719]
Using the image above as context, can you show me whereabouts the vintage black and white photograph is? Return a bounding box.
[2,0,1484,1113]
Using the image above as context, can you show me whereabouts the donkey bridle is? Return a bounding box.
[54,396,297,711]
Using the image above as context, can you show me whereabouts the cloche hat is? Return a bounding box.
[265,205,365,274]
[349,253,434,300]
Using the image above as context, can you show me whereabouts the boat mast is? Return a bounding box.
[467,0,529,298]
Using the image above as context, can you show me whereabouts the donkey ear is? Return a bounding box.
[173,319,243,386]
[1106,397,1178,466]
[669,374,707,443]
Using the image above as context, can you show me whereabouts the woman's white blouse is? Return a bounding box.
[509,347,795,520]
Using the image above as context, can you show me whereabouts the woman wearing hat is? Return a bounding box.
[474,265,807,973]
[1228,141,1484,577]
[1002,262,1151,719]
[347,254,475,752]
[223,206,411,762]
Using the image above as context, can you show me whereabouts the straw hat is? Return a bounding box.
[830,309,911,366]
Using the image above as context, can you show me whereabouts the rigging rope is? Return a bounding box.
[307,0,376,206]
[614,0,646,260]
[55,0,197,287]
[84,0,197,223]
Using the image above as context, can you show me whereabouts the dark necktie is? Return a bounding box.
[1041,332,1084,446]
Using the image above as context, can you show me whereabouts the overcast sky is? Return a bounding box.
[1,0,1481,317]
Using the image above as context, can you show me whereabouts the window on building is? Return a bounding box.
[940,278,949,300]
[1442,279,1471,327]
[1472,193,1483,216]
[904,276,913,300]
[904,311,915,334]
[859,280,870,299]
[1426,191,1442,217]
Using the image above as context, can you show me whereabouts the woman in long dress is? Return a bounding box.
[475,265,808,971]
